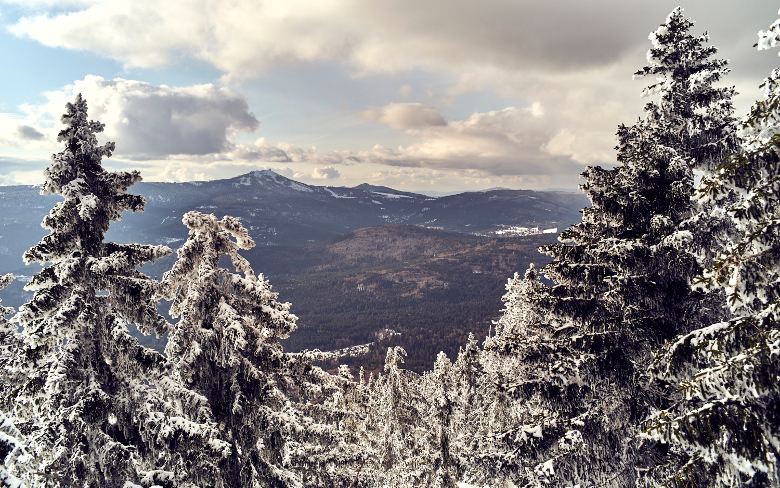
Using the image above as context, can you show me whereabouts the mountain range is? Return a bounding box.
[0,169,589,274]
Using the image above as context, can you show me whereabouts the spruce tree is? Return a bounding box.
[8,95,228,488]
[471,8,737,486]
[285,360,372,488]
[0,411,33,488]
[0,274,19,389]
[160,211,310,487]
[419,352,458,488]
[644,17,780,487]
[353,346,440,488]
[0,275,32,488]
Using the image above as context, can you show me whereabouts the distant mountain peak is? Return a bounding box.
[250,169,282,179]
[478,187,513,192]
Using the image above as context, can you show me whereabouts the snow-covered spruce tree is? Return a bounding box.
[468,9,737,487]
[0,276,33,488]
[287,361,376,488]
[0,411,34,488]
[417,352,458,488]
[633,7,736,173]
[161,211,379,487]
[354,346,437,488]
[161,210,346,487]
[450,333,488,484]
[9,95,229,488]
[634,6,739,267]
[0,274,19,389]
[463,264,585,487]
[643,18,780,487]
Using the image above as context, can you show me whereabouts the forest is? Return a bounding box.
[0,7,779,488]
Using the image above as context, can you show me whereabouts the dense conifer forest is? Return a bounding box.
[1,7,779,488]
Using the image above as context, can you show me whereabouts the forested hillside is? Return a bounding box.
[252,227,558,373]
[1,8,779,488]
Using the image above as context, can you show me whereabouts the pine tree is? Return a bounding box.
[8,95,228,488]
[643,17,780,487]
[419,352,458,488]
[471,8,737,486]
[0,411,33,488]
[0,275,32,488]
[0,274,19,389]
[284,360,372,488]
[160,211,309,487]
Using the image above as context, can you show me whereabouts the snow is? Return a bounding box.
[288,181,314,193]
[157,237,183,245]
[372,191,412,199]
[323,187,356,199]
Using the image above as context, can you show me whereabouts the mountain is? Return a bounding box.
[0,170,590,273]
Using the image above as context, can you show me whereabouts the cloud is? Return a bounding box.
[232,103,599,180]
[357,103,446,129]
[312,166,340,179]
[8,1,768,81]
[6,1,775,190]
[0,113,53,148]
[0,1,664,78]
[229,138,361,166]
[24,75,259,159]
[16,125,44,140]
[359,103,589,176]
[155,164,211,183]
[0,157,51,185]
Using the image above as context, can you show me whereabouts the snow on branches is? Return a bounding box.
[7,95,227,488]
[466,8,738,487]
[645,14,780,486]
[160,211,307,487]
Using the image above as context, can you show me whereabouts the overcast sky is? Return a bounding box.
[0,1,778,193]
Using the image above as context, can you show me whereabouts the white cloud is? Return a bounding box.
[357,103,446,129]
[154,164,211,183]
[359,104,587,175]
[8,1,768,81]
[312,166,340,179]
[0,112,55,149]
[8,75,259,159]
[239,103,598,179]
[398,85,412,98]
[229,138,357,165]
[0,1,667,77]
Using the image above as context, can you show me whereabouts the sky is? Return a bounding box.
[0,1,778,194]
